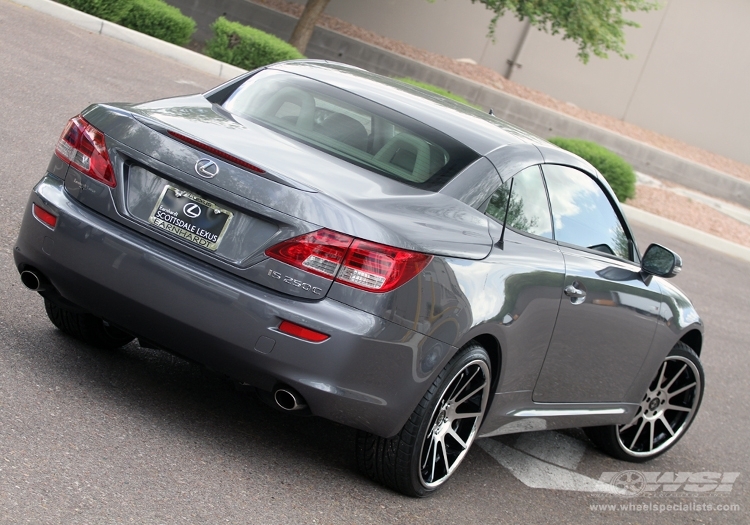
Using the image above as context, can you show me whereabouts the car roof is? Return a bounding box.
[269,61,550,156]
[206,60,605,195]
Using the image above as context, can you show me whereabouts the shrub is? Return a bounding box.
[57,0,134,22]
[118,0,196,46]
[396,78,479,108]
[205,17,305,70]
[547,137,636,202]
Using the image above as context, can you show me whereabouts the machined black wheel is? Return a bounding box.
[356,343,491,497]
[44,298,134,350]
[585,342,703,462]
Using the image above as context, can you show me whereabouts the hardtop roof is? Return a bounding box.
[269,61,548,156]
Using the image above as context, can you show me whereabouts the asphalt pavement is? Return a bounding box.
[1,2,747,523]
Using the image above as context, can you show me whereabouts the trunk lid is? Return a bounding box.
[86,96,493,260]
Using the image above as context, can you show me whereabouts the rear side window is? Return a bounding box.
[223,69,477,191]
[542,164,630,260]
[486,166,553,239]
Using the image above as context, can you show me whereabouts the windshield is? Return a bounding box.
[223,69,477,191]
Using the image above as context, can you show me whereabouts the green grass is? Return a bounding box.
[396,78,480,109]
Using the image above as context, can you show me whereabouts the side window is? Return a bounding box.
[486,166,553,239]
[542,164,631,260]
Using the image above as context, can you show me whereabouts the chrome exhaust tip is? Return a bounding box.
[20,270,45,292]
[273,387,307,411]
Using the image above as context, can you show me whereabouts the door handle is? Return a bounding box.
[564,284,586,298]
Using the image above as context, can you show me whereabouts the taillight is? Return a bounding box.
[265,229,432,293]
[55,116,116,187]
[265,229,353,279]
[337,239,432,293]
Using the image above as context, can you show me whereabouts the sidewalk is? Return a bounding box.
[11,0,750,264]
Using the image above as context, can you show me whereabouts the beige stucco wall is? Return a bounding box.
[291,0,750,165]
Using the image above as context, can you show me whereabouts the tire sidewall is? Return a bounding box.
[614,342,704,462]
[408,344,491,496]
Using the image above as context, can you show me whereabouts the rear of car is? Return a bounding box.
[14,63,488,439]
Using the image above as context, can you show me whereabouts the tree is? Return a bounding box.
[290,0,659,62]
[289,0,331,54]
[466,0,660,63]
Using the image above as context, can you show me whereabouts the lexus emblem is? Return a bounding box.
[183,202,202,219]
[195,158,219,178]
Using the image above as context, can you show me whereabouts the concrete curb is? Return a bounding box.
[622,204,750,264]
[10,0,750,264]
[11,0,246,80]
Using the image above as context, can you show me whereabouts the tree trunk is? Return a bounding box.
[288,0,331,54]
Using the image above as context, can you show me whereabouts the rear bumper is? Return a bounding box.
[14,175,455,437]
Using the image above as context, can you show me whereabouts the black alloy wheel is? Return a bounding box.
[585,342,704,462]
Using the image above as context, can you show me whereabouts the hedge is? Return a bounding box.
[57,0,195,46]
[118,0,196,46]
[205,17,305,70]
[396,77,479,108]
[547,137,636,202]
[57,0,133,22]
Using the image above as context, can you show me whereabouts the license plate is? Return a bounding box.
[149,186,233,251]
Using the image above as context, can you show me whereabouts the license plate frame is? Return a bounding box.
[148,185,233,252]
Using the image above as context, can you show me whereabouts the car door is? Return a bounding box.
[532,164,662,404]
[483,166,566,394]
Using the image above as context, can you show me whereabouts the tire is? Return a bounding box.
[44,298,134,350]
[356,343,491,497]
[585,342,704,462]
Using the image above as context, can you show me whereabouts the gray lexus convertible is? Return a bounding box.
[14,60,704,497]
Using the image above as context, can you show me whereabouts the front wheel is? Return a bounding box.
[356,343,491,497]
[585,342,704,462]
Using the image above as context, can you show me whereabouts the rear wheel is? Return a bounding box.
[356,343,491,497]
[44,298,134,350]
[585,342,703,462]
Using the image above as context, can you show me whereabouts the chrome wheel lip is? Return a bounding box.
[616,355,701,458]
[418,359,490,489]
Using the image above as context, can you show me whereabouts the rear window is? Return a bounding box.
[223,69,477,190]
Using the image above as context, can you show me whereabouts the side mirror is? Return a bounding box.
[641,243,682,278]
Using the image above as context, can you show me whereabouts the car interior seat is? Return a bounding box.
[257,87,316,132]
[373,133,432,182]
[317,113,369,151]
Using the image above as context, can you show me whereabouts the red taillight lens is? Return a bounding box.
[55,116,116,187]
[32,203,57,229]
[265,229,432,293]
[278,320,329,342]
[338,239,432,293]
[265,229,354,279]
